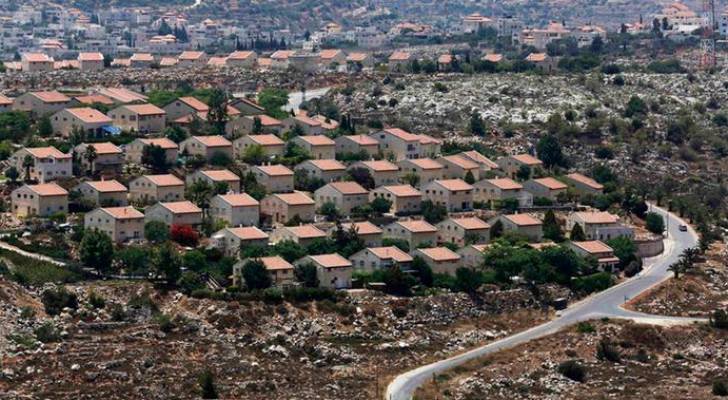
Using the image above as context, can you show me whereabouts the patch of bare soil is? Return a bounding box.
[627,243,728,317]
[415,320,728,400]
[0,281,552,399]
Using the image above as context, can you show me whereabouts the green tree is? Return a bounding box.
[165,125,188,143]
[22,155,34,182]
[142,144,168,171]
[319,201,340,221]
[421,200,447,224]
[272,240,306,262]
[624,96,648,118]
[490,219,503,238]
[206,89,229,135]
[242,259,272,290]
[251,117,263,134]
[469,111,486,136]
[543,209,563,242]
[84,145,98,175]
[186,180,214,214]
[464,170,476,184]
[37,116,53,137]
[410,256,433,286]
[79,229,114,276]
[370,197,392,214]
[401,172,420,187]
[177,271,204,295]
[516,165,532,181]
[199,369,219,399]
[294,262,319,288]
[145,221,169,243]
[536,135,566,168]
[153,242,181,284]
[5,166,19,183]
[241,144,266,165]
[258,88,289,119]
[606,236,637,268]
[644,212,665,235]
[570,223,586,241]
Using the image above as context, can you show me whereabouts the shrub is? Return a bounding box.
[710,309,728,329]
[170,224,199,247]
[392,305,408,318]
[557,360,586,382]
[41,286,78,316]
[199,369,219,399]
[108,303,127,322]
[155,313,174,333]
[576,322,595,334]
[262,287,283,304]
[20,306,35,319]
[596,339,621,363]
[34,321,61,343]
[644,212,665,235]
[713,380,728,396]
[88,291,106,309]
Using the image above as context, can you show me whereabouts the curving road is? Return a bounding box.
[386,204,700,400]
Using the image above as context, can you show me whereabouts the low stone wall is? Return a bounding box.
[636,236,665,258]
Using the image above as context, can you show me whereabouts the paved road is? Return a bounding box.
[386,205,700,400]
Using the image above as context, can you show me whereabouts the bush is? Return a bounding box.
[262,287,283,304]
[714,380,728,396]
[645,212,665,235]
[155,313,174,333]
[576,322,595,334]
[557,360,586,382]
[170,224,199,247]
[108,303,127,322]
[282,287,337,303]
[41,286,78,316]
[710,309,728,329]
[88,291,106,309]
[596,339,621,362]
[1,248,79,286]
[572,272,613,294]
[34,321,61,343]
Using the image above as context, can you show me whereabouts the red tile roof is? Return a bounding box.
[327,181,368,195]
[144,174,184,187]
[85,180,127,193]
[102,206,143,219]
[160,201,202,214]
[66,108,112,124]
[217,193,259,207]
[28,183,68,196]
[368,246,412,263]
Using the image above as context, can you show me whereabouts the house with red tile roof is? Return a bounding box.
[438,154,480,181]
[334,135,379,158]
[125,138,179,165]
[129,174,185,204]
[21,53,54,72]
[74,180,128,207]
[458,150,499,174]
[179,135,233,162]
[335,221,383,247]
[0,94,13,112]
[369,128,441,161]
[497,153,544,179]
[384,219,438,250]
[163,96,209,122]
[229,97,266,116]
[370,184,422,215]
[346,52,374,70]
[11,183,68,217]
[415,247,462,275]
[398,158,444,187]
[13,91,71,115]
[108,103,166,133]
[473,178,532,207]
[566,211,634,241]
[295,159,347,183]
[187,169,241,193]
[227,114,283,136]
[209,193,260,227]
[388,51,411,71]
[563,173,604,195]
[314,181,369,214]
[422,179,474,212]
[349,246,413,272]
[271,224,327,247]
[145,201,203,227]
[294,253,353,289]
[77,52,104,71]
[234,255,295,286]
[10,147,72,183]
[524,177,568,201]
[212,226,269,256]
[51,108,112,137]
[73,142,124,174]
[568,240,620,271]
[234,134,285,158]
[71,94,114,107]
[437,217,490,246]
[319,49,346,68]
[350,160,400,187]
[261,191,316,224]
[499,213,543,242]
[95,87,148,104]
[84,207,144,243]
[226,51,257,68]
[251,164,294,193]
[292,135,336,159]
[457,244,490,268]
[283,114,324,135]
[177,51,208,67]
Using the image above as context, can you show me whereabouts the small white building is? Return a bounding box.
[209,193,260,227]
[84,206,144,243]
